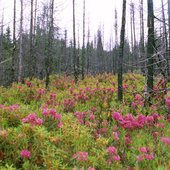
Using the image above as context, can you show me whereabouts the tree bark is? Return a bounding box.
[18,0,23,82]
[45,0,54,89]
[73,0,78,83]
[118,0,126,102]
[11,0,16,83]
[29,0,35,78]
[147,0,155,100]
[81,0,85,80]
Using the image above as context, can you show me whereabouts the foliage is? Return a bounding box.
[0,73,170,169]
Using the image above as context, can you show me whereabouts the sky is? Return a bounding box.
[0,0,164,49]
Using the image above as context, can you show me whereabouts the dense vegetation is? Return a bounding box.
[0,74,170,169]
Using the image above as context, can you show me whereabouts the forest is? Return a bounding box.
[0,0,170,169]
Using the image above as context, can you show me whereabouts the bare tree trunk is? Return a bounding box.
[86,27,90,74]
[114,9,118,74]
[146,0,155,103]
[118,0,126,102]
[29,0,34,78]
[10,0,16,84]
[45,0,54,89]
[139,0,145,74]
[168,0,170,80]
[34,0,37,35]
[73,0,78,83]
[18,0,23,82]
[130,4,134,72]
[81,0,85,80]
[161,0,169,77]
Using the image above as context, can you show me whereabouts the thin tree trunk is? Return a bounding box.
[130,4,134,72]
[11,0,16,83]
[45,0,54,89]
[139,0,145,74]
[168,0,170,79]
[146,0,155,102]
[81,0,85,80]
[29,0,34,78]
[18,0,23,82]
[114,9,118,74]
[73,0,78,83]
[34,0,37,35]
[118,0,126,102]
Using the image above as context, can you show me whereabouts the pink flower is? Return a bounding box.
[36,118,43,125]
[113,132,119,141]
[50,93,56,100]
[42,109,49,116]
[57,122,64,128]
[27,113,36,121]
[137,155,144,162]
[88,167,96,170]
[107,146,116,154]
[22,118,28,123]
[166,98,170,108]
[138,147,147,153]
[153,131,159,138]
[168,114,170,123]
[161,137,170,145]
[73,151,88,162]
[112,112,122,121]
[49,109,56,116]
[113,155,120,161]
[131,102,136,107]
[89,114,95,120]
[37,88,45,95]
[145,153,154,160]
[20,150,31,158]
[55,113,62,120]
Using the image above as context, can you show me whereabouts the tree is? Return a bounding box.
[18,0,24,82]
[81,0,85,80]
[45,0,54,89]
[139,0,145,74]
[97,28,104,73]
[73,0,78,83]
[118,0,126,102]
[146,0,155,102]
[11,0,16,83]
[29,0,35,78]
[168,0,170,78]
[113,9,118,74]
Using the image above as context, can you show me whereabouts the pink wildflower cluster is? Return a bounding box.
[25,81,32,87]
[37,88,45,95]
[161,137,170,145]
[43,109,61,120]
[20,150,31,159]
[74,111,95,126]
[137,147,154,162]
[165,98,170,108]
[22,113,43,126]
[168,115,170,123]
[8,104,19,111]
[131,94,144,107]
[73,151,88,162]
[72,88,89,103]
[106,146,120,164]
[63,98,75,112]
[112,112,159,130]
[50,93,56,100]
[46,93,57,106]
[42,109,63,128]
[87,167,96,170]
